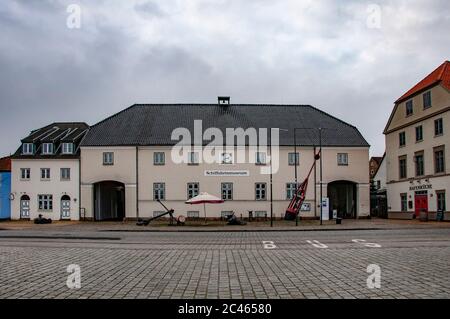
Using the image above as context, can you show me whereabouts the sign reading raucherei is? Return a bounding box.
[204,170,250,177]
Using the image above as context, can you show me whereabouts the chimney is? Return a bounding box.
[218,96,230,106]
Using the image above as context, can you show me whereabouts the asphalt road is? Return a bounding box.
[1,228,449,299]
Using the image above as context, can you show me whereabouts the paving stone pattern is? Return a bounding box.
[1,229,450,299]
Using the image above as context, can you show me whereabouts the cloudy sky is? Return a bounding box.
[0,0,449,157]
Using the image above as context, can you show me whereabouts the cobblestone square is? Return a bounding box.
[1,225,450,299]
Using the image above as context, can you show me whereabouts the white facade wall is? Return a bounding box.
[384,82,450,219]
[80,145,370,220]
[11,159,80,220]
[80,147,137,220]
[387,176,450,215]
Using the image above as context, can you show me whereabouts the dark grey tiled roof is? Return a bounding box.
[13,122,89,159]
[22,122,89,143]
[82,104,369,147]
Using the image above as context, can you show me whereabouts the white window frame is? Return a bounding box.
[434,148,445,174]
[406,100,413,116]
[288,152,299,166]
[60,168,71,181]
[437,191,446,212]
[40,168,50,180]
[255,183,267,200]
[103,152,114,165]
[22,143,33,155]
[188,152,199,165]
[415,153,425,176]
[187,182,199,199]
[435,118,443,136]
[20,168,30,180]
[400,193,407,212]
[38,194,53,211]
[423,91,432,109]
[221,152,233,164]
[153,152,165,165]
[221,182,233,200]
[153,183,165,200]
[255,152,266,165]
[286,183,297,200]
[61,143,74,155]
[399,156,407,179]
[415,125,423,142]
[337,153,348,166]
[42,143,54,155]
[399,131,406,147]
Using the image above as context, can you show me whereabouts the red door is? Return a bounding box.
[414,194,428,217]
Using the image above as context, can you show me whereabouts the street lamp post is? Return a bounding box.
[319,127,323,226]
[269,128,288,227]
[270,135,273,227]
[294,128,298,185]
[294,128,298,226]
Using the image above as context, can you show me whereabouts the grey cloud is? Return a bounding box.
[134,1,165,18]
[0,0,449,157]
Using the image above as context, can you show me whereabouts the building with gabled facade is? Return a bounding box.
[384,60,449,220]
[10,123,89,220]
[79,99,370,221]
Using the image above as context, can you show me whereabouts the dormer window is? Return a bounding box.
[423,91,432,109]
[406,100,413,116]
[42,143,54,155]
[62,143,74,154]
[22,143,34,155]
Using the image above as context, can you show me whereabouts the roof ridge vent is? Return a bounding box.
[218,96,230,106]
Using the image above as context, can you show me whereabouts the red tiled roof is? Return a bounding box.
[0,156,11,172]
[395,60,450,103]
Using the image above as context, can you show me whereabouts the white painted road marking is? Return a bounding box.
[306,240,328,248]
[262,241,277,249]
[352,239,382,248]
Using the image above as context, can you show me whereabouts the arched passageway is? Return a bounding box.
[94,181,125,221]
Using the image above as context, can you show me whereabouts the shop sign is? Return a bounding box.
[409,184,432,191]
[204,170,250,177]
